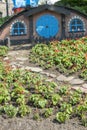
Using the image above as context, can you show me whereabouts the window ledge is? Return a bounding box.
[68,31,85,33]
[10,34,27,36]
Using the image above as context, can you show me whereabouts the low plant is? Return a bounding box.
[44,108,53,118]
[18,104,31,117]
[56,112,70,123]
[4,105,18,118]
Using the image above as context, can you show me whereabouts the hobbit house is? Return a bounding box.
[0,2,87,45]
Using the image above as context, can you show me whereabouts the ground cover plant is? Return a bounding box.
[29,37,87,80]
[0,45,87,127]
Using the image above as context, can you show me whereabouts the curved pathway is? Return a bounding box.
[4,44,87,94]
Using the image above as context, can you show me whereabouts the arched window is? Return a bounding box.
[11,22,26,36]
[70,18,84,32]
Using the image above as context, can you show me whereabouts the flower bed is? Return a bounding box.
[0,46,87,126]
[29,37,87,80]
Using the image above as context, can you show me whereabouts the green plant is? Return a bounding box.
[51,94,62,105]
[33,113,40,120]
[69,90,82,105]
[44,108,53,118]
[56,112,70,123]
[4,105,18,118]
[18,104,31,117]
[60,102,73,115]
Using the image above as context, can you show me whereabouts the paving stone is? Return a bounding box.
[72,86,87,93]
[4,57,9,60]
[16,57,28,61]
[65,76,74,81]
[25,67,43,72]
[10,62,17,65]
[82,84,87,89]
[46,78,53,82]
[49,74,56,78]
[8,52,19,56]
[69,78,84,85]
[40,72,50,76]
[56,74,67,82]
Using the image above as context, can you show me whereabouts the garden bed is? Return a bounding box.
[0,42,87,130]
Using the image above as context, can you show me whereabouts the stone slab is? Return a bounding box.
[25,67,43,72]
[57,74,67,82]
[69,78,84,85]
[82,84,87,89]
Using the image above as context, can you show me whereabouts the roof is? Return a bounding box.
[0,4,87,31]
[25,4,70,16]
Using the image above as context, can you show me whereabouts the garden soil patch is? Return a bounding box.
[1,44,87,130]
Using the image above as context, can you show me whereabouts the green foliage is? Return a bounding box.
[4,105,18,118]
[29,37,87,79]
[55,0,87,14]
[18,105,31,117]
[44,108,53,118]
[52,94,61,105]
[0,16,10,26]
[0,45,87,127]
[56,112,70,123]
[0,46,8,56]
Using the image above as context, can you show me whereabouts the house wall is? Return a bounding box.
[0,15,29,40]
[65,12,87,38]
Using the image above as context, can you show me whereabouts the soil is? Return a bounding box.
[1,44,87,130]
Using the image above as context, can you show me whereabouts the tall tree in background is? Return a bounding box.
[55,0,87,14]
[5,0,9,17]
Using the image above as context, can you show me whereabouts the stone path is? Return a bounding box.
[4,44,87,93]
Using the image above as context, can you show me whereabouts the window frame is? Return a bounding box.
[11,22,27,36]
[69,18,84,33]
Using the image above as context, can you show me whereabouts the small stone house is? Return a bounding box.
[0,4,87,45]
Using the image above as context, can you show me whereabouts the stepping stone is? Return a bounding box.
[65,76,74,81]
[82,84,87,89]
[40,72,50,76]
[49,74,56,78]
[57,74,67,82]
[46,78,53,82]
[10,62,17,65]
[16,57,28,61]
[69,78,84,85]
[8,52,19,56]
[25,67,43,72]
[4,57,9,60]
[72,86,87,93]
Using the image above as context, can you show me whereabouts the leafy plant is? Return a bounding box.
[4,105,18,118]
[18,104,31,117]
[44,108,53,118]
[56,112,70,123]
[51,94,62,105]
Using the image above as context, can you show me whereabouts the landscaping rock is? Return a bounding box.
[4,57,9,60]
[69,78,84,85]
[25,67,43,72]
[72,86,87,93]
[49,73,56,78]
[57,74,67,82]
[82,84,87,89]
[16,57,28,61]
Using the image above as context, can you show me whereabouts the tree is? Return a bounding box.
[5,0,9,17]
[55,0,87,14]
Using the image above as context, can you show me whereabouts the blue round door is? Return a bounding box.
[36,14,59,38]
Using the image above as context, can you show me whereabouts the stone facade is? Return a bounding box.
[0,0,13,17]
